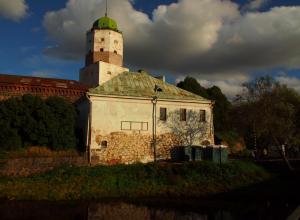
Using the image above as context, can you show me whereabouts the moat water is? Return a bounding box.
[0,200,299,220]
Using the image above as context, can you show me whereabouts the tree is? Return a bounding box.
[161,110,209,146]
[206,86,232,132]
[232,76,300,170]
[177,77,209,98]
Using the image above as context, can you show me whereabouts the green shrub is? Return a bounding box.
[0,95,78,151]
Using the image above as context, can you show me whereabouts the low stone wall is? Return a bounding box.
[0,156,87,177]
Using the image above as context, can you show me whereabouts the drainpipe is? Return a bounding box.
[86,93,92,165]
[151,96,158,162]
[210,101,215,145]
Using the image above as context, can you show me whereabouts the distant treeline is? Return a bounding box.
[0,95,78,151]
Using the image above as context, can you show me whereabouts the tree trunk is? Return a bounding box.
[278,146,294,172]
[272,134,294,171]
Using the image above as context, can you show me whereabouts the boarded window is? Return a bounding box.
[121,121,148,131]
[200,110,206,122]
[160,108,167,121]
[141,122,148,131]
[101,38,104,42]
[131,122,141,130]
[180,108,187,121]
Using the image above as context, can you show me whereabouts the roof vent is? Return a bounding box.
[137,69,146,73]
[154,75,165,82]
[154,85,163,92]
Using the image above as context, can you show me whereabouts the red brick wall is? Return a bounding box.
[0,84,86,103]
[85,51,123,66]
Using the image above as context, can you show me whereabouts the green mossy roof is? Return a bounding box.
[89,71,210,102]
[93,16,118,31]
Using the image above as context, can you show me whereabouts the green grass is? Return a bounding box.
[0,161,271,201]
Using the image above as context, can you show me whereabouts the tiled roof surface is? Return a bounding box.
[0,74,88,90]
[89,71,209,102]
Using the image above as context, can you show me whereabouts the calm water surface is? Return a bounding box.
[0,200,299,220]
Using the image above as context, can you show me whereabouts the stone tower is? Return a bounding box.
[79,15,128,87]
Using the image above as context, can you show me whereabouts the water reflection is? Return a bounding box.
[0,200,298,220]
[88,202,212,220]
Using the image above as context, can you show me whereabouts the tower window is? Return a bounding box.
[101,38,104,42]
[107,71,112,75]
[114,40,118,44]
[100,48,104,52]
[114,50,117,54]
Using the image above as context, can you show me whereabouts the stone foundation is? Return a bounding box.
[91,132,181,165]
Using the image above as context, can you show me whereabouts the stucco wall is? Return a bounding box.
[93,29,123,57]
[85,95,214,165]
[79,61,128,87]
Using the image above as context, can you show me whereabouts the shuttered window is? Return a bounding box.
[160,108,167,121]
[200,110,206,122]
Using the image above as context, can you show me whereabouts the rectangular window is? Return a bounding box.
[180,108,187,121]
[200,110,206,122]
[160,108,167,121]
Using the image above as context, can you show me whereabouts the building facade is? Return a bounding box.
[77,15,215,165]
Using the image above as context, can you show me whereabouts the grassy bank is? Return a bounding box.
[0,161,270,200]
[0,147,80,159]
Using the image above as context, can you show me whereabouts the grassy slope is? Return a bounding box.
[0,161,270,201]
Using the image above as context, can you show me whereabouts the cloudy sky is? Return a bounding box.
[0,0,300,98]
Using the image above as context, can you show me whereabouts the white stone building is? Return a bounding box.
[78,15,214,165]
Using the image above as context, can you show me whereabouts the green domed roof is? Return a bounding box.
[93,16,118,31]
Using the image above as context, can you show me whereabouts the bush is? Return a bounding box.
[0,95,78,151]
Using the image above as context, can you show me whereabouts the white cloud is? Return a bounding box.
[31,69,60,78]
[276,75,300,93]
[176,72,250,99]
[0,0,28,21]
[244,0,268,10]
[199,73,249,99]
